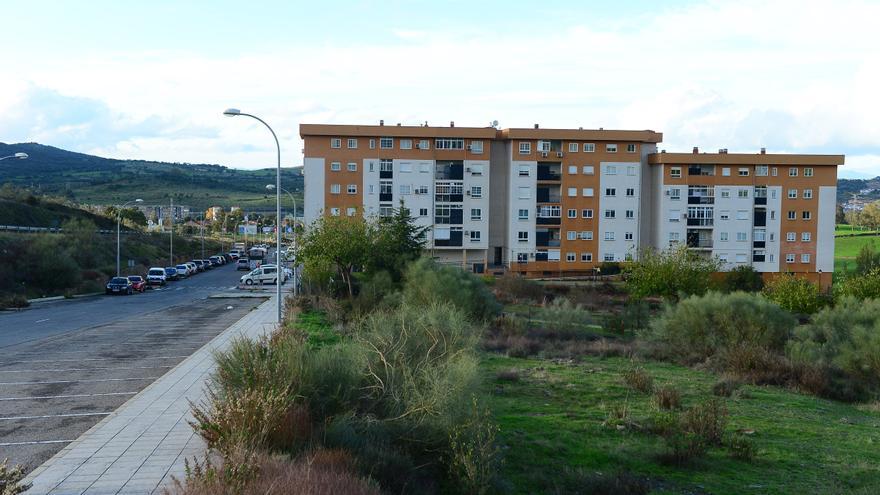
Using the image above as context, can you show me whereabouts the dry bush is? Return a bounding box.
[495,369,521,382]
[0,458,31,495]
[494,275,544,303]
[681,398,727,446]
[602,401,632,429]
[711,376,742,397]
[622,366,654,394]
[652,385,682,410]
[726,433,756,462]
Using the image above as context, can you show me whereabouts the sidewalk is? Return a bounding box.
[23,294,283,495]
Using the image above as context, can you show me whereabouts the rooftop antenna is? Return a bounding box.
[490,120,499,128]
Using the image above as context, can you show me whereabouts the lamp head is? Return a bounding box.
[14,152,28,159]
[135,198,143,203]
[223,108,241,117]
[265,184,275,190]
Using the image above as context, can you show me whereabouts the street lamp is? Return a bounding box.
[116,198,143,276]
[224,108,283,323]
[0,152,28,161]
[266,184,298,297]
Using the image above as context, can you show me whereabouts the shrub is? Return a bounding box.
[446,397,501,495]
[856,243,880,274]
[494,274,543,303]
[495,369,521,382]
[763,274,824,314]
[682,398,727,446]
[712,377,742,397]
[726,433,756,462]
[721,265,764,293]
[0,294,29,309]
[624,245,721,300]
[403,257,500,321]
[541,297,591,334]
[603,401,632,429]
[622,366,654,394]
[647,291,795,365]
[652,385,682,410]
[0,458,31,495]
[835,269,880,301]
[598,261,622,276]
[658,430,709,465]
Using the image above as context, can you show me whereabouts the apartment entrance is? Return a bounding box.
[493,247,503,266]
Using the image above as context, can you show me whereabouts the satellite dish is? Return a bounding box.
[491,120,499,128]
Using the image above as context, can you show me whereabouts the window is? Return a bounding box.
[627,166,636,176]
[604,231,615,240]
[736,232,748,242]
[330,184,341,194]
[469,141,483,153]
[720,210,730,220]
[399,184,411,195]
[626,188,635,197]
[738,189,749,198]
[568,187,577,197]
[786,232,796,241]
[625,232,634,240]
[670,167,682,178]
[584,143,595,152]
[788,210,796,220]
[419,208,428,216]
[415,185,429,195]
[720,232,729,241]
[518,209,529,220]
[469,164,483,176]
[772,167,778,176]
[568,143,578,153]
[369,161,375,172]
[418,139,430,150]
[581,231,593,240]
[737,210,749,220]
[344,138,356,149]
[804,167,814,177]
[567,209,577,218]
[722,167,731,177]
[606,165,617,175]
[803,189,813,199]
[801,253,811,263]
[582,165,595,175]
[330,162,341,171]
[330,207,340,216]
[399,139,412,150]
[567,231,577,241]
[369,139,376,149]
[399,162,413,173]
[519,142,531,154]
[736,253,748,263]
[518,165,530,177]
[605,187,616,197]
[583,188,594,197]
[802,211,812,220]
[738,167,750,176]
[625,210,634,219]
[720,189,730,198]
[343,163,356,173]
[516,253,528,263]
[380,137,393,149]
[347,184,357,194]
[718,253,729,262]
[756,165,769,176]
[604,209,616,219]
[470,230,481,242]
[788,189,797,199]
[331,138,341,148]
[802,232,811,242]
[435,138,464,150]
[670,232,681,242]
[380,181,393,195]
[581,252,593,262]
[606,144,618,153]
[786,253,795,263]
[582,209,593,218]
[568,165,578,175]
[566,252,576,262]
[626,143,636,153]
[368,184,374,194]
[518,231,529,242]
[669,209,681,222]
[604,253,615,262]
[771,189,777,199]
[754,229,766,241]
[518,187,531,199]
[670,188,682,200]
[380,159,393,173]
[538,140,550,152]
[470,186,482,198]
[345,207,357,216]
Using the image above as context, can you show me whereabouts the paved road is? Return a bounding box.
[0,263,267,473]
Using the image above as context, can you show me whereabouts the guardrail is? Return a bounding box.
[0,225,137,235]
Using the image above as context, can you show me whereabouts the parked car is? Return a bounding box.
[191,260,205,272]
[185,262,198,275]
[240,264,278,285]
[236,258,251,270]
[199,259,213,270]
[164,267,179,281]
[209,255,223,266]
[127,275,146,292]
[175,264,191,278]
[106,276,133,295]
[147,267,167,285]
[229,251,240,260]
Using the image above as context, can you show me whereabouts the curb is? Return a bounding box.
[27,292,104,304]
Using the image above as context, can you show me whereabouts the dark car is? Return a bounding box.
[127,275,147,292]
[106,277,133,295]
[164,267,179,281]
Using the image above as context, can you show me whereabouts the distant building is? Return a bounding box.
[206,206,223,221]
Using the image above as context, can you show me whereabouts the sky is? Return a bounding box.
[1,0,878,178]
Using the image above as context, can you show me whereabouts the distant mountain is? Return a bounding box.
[838,177,880,204]
[0,143,303,210]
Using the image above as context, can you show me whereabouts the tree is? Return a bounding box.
[120,208,147,227]
[720,265,764,293]
[762,274,824,315]
[856,242,880,274]
[623,244,721,300]
[863,201,880,230]
[299,214,372,298]
[367,201,429,281]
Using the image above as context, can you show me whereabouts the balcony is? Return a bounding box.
[434,231,463,247]
[537,163,562,181]
[435,161,464,180]
[380,170,393,179]
[754,197,767,206]
[536,217,561,225]
[686,218,714,227]
[687,230,713,249]
[379,193,393,202]
[754,210,767,227]
[537,186,561,203]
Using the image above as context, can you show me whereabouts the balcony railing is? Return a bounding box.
[686,218,714,227]
[688,196,715,205]
[687,239,713,249]
[434,231,463,247]
[536,217,561,225]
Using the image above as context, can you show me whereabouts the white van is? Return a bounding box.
[240,265,278,285]
[147,267,167,285]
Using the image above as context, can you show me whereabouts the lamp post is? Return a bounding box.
[266,184,298,297]
[0,152,28,161]
[116,199,143,276]
[224,108,283,323]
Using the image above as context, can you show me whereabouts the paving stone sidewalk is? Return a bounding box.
[23,294,282,495]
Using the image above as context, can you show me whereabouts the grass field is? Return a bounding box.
[835,224,879,236]
[481,354,880,495]
[834,234,880,274]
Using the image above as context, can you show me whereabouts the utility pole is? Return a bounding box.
[201,214,205,258]
[169,197,174,266]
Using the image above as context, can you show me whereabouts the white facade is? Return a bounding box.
[507,158,537,264]
[303,157,325,224]
[816,186,837,273]
[712,185,754,268]
[598,161,641,262]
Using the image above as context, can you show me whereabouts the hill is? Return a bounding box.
[0,142,303,210]
[838,176,880,203]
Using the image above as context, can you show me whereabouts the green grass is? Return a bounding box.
[835,224,879,237]
[295,310,339,347]
[834,234,880,276]
[481,354,880,495]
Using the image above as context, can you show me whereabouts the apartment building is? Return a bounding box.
[301,122,844,287]
[301,123,496,272]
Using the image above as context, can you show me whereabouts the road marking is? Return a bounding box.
[35,318,50,323]
[0,365,174,373]
[0,412,112,421]
[0,392,137,401]
[0,377,161,385]
[0,440,74,446]
[1,356,189,364]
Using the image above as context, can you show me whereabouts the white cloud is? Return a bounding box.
[0,0,878,176]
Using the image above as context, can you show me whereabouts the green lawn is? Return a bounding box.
[835,224,879,237]
[834,234,879,275]
[481,354,880,495]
